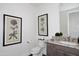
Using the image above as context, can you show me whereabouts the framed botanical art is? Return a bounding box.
[3,14,22,46]
[38,14,48,36]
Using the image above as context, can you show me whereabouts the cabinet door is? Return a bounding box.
[56,49,64,56]
[64,52,77,56]
[47,43,56,56]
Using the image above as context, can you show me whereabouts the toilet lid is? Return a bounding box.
[38,40,45,47]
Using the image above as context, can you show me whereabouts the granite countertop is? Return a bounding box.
[46,40,79,49]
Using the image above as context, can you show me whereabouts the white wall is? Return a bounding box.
[36,3,60,39]
[60,3,79,11]
[0,3,37,56]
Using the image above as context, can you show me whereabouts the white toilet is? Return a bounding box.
[30,39,45,56]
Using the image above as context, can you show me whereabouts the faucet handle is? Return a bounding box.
[62,36,66,41]
[67,36,71,42]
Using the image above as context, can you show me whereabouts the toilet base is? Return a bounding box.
[29,54,46,56]
[42,54,46,56]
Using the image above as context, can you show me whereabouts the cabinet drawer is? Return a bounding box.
[54,44,79,55]
[47,42,79,56]
[47,43,54,47]
[55,44,65,50]
[65,47,79,55]
[47,43,56,56]
[56,49,64,56]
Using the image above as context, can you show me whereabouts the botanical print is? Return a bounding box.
[38,14,48,36]
[40,17,45,32]
[3,14,22,46]
[9,20,18,40]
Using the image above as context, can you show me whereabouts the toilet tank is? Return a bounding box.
[38,39,45,48]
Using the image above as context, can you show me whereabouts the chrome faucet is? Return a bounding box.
[63,37,66,41]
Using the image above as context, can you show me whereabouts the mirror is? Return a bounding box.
[60,7,79,37]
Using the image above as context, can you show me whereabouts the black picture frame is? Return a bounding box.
[3,14,22,46]
[38,14,48,36]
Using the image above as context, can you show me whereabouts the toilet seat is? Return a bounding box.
[31,47,42,54]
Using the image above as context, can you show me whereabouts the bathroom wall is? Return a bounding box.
[0,3,37,56]
[0,3,60,56]
[33,3,60,55]
[1,3,78,56]
[36,3,79,40]
[60,3,79,11]
[36,3,60,39]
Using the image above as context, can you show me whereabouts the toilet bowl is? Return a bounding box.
[30,39,45,56]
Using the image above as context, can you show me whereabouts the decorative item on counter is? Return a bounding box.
[55,32,63,36]
[55,32,63,41]
[60,32,63,36]
[77,37,79,44]
[55,32,60,41]
[55,32,60,36]
[59,32,63,41]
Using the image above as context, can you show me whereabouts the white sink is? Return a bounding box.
[59,41,77,46]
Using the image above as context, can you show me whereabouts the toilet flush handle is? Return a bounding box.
[38,38,45,41]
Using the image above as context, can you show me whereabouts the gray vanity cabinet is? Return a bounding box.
[47,43,79,56]
[47,43,56,56]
